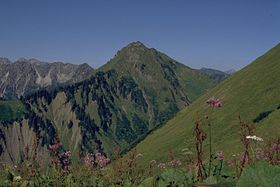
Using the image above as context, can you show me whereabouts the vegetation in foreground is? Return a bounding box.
[1,98,279,186]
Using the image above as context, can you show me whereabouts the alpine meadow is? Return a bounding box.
[0,1,280,186]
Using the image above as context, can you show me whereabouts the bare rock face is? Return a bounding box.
[0,58,94,98]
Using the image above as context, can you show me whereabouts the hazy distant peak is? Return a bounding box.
[16,57,29,62]
[199,67,229,82]
[29,58,46,65]
[225,69,236,75]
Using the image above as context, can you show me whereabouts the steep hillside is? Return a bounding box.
[0,58,94,98]
[0,42,218,164]
[134,43,280,163]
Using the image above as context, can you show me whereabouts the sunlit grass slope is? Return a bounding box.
[134,43,280,163]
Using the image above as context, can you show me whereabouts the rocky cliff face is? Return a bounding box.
[0,58,94,98]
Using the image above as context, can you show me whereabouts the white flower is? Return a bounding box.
[246,135,263,141]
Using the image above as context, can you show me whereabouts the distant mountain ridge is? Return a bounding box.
[224,69,236,75]
[199,67,230,82]
[0,58,94,98]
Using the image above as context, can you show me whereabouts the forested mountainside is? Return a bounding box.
[0,42,219,164]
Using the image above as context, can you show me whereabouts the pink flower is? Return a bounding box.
[84,152,110,168]
[95,152,102,157]
[206,98,223,108]
[49,142,60,152]
[271,143,280,152]
[158,163,166,169]
[95,152,110,168]
[216,151,224,161]
[167,159,182,167]
[226,160,234,167]
[84,153,95,168]
[59,151,71,162]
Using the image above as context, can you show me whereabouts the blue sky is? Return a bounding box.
[0,0,279,70]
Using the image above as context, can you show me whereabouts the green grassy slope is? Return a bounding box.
[0,99,25,121]
[134,43,280,163]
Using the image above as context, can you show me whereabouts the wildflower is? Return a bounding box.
[215,102,223,108]
[158,163,166,169]
[49,139,60,152]
[95,152,110,168]
[95,152,102,157]
[84,153,95,168]
[216,151,224,161]
[206,98,223,108]
[226,160,234,167]
[271,143,280,152]
[167,159,182,167]
[246,135,263,141]
[58,150,71,170]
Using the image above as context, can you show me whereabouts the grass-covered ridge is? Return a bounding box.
[134,43,280,163]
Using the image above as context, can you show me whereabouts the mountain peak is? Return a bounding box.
[16,58,46,65]
[126,41,146,48]
[112,41,150,62]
